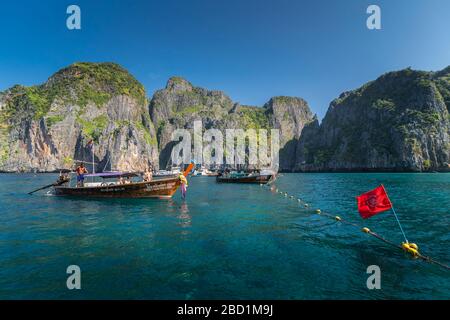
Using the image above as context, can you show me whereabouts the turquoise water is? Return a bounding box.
[0,173,449,299]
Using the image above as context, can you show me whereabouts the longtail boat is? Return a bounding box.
[52,163,194,199]
[216,169,275,184]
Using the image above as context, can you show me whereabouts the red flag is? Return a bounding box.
[356,185,392,219]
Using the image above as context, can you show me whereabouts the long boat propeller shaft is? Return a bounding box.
[28,179,69,195]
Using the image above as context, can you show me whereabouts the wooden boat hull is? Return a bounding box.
[54,177,181,198]
[216,174,273,184]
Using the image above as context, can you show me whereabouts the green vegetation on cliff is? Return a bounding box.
[52,62,147,107]
[1,62,147,123]
[0,124,9,165]
[271,96,299,104]
[1,85,37,120]
[434,67,450,111]
[135,120,158,146]
[45,115,64,128]
[303,67,450,171]
[176,105,203,116]
[238,106,270,129]
[78,115,109,142]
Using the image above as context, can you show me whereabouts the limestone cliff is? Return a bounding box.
[3,63,448,173]
[0,62,159,172]
[264,96,315,170]
[149,77,315,171]
[295,67,450,172]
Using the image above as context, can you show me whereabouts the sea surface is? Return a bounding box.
[0,173,449,299]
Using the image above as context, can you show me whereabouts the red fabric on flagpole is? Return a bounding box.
[356,185,392,219]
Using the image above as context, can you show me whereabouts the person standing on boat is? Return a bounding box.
[179,173,188,199]
[75,163,88,187]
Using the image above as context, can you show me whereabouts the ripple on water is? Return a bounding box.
[0,173,449,299]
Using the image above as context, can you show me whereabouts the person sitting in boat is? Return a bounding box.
[75,163,88,187]
[57,171,65,182]
[118,176,125,185]
[143,166,153,182]
[124,176,132,184]
[57,172,69,185]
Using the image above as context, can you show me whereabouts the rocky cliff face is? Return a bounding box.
[264,96,315,170]
[295,67,450,172]
[0,62,159,172]
[149,77,315,171]
[2,63,448,173]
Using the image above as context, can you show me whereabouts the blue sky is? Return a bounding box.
[0,0,449,120]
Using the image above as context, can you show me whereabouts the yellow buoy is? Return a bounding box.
[362,227,370,233]
[315,209,321,214]
[410,248,419,257]
[402,242,419,257]
[409,243,419,251]
[335,216,342,221]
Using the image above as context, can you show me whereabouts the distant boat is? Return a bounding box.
[52,164,193,199]
[216,169,275,184]
[153,166,181,178]
[192,166,219,177]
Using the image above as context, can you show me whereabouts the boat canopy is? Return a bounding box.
[83,172,138,179]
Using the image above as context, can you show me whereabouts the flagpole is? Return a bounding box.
[391,206,408,243]
[382,184,408,243]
